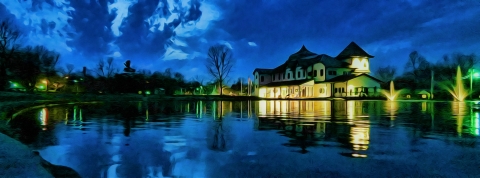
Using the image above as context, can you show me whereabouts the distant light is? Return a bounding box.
[73,80,78,83]
[42,80,47,84]
[39,86,44,89]
[12,83,17,87]
[474,73,480,78]
[138,91,142,94]
[146,91,151,95]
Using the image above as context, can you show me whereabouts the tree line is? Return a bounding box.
[375,50,479,98]
[0,19,242,95]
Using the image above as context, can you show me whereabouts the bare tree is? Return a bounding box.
[106,57,116,78]
[66,63,74,76]
[193,75,204,85]
[404,51,431,90]
[40,49,60,91]
[375,65,396,82]
[96,59,105,77]
[206,45,234,95]
[0,20,20,90]
[96,57,116,78]
[405,51,429,78]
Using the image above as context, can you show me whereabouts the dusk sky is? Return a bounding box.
[1,0,480,83]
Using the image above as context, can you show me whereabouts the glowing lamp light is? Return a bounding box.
[39,86,44,89]
[145,91,151,95]
[12,83,17,87]
[73,80,78,83]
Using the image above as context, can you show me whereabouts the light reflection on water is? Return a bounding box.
[9,100,480,177]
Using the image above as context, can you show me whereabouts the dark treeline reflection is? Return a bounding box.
[8,100,480,177]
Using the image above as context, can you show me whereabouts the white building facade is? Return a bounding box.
[252,42,383,98]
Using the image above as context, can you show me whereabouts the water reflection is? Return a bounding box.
[8,100,480,177]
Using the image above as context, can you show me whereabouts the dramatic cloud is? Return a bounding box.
[1,0,480,80]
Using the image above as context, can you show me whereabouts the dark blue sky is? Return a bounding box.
[1,0,480,83]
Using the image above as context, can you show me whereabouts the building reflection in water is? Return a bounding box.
[255,100,371,157]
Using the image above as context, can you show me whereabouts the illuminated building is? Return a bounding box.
[252,42,382,98]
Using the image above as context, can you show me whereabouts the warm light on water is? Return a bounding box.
[7,100,480,177]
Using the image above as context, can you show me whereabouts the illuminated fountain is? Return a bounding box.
[440,66,469,101]
[381,81,403,101]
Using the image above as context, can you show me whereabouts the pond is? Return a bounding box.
[9,100,480,177]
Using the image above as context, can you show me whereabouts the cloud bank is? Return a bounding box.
[1,0,480,80]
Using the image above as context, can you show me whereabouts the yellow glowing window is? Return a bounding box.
[422,94,426,98]
[406,95,411,98]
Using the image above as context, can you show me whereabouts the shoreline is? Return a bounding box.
[0,96,88,177]
[0,91,473,177]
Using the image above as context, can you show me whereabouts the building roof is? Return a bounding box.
[316,73,384,83]
[254,42,372,75]
[273,53,351,73]
[264,79,313,87]
[336,42,374,59]
[287,45,318,61]
[253,68,273,74]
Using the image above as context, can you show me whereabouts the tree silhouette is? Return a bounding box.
[0,20,20,90]
[375,65,396,82]
[206,45,235,96]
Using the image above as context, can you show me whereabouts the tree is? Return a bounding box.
[66,63,74,76]
[404,51,431,90]
[10,46,43,92]
[205,45,235,95]
[231,77,246,92]
[0,20,20,90]
[40,48,60,91]
[375,65,396,82]
[96,57,116,78]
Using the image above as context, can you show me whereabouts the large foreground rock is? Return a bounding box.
[0,133,53,177]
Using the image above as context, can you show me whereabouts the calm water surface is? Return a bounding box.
[10,100,480,177]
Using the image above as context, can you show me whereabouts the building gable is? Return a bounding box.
[336,41,374,59]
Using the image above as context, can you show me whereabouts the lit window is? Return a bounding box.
[422,94,426,98]
[406,95,411,98]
